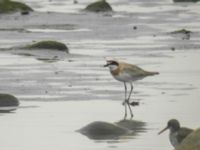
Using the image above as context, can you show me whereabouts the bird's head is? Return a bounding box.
[158,119,180,135]
[104,60,119,71]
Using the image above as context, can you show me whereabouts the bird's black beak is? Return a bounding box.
[104,64,109,67]
[158,126,169,135]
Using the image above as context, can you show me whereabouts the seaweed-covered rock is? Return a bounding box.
[170,29,192,34]
[77,121,129,140]
[173,0,200,2]
[0,94,19,112]
[175,128,200,150]
[85,0,113,12]
[0,94,19,106]
[0,0,33,14]
[77,120,146,140]
[170,29,191,40]
[24,41,69,53]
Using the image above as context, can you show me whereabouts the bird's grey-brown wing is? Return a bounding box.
[177,127,193,143]
[122,63,154,78]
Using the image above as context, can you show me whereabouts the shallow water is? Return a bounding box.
[0,0,200,150]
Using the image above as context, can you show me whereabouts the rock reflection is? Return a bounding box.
[0,106,19,113]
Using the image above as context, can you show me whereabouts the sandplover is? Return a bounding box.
[104,60,159,119]
[158,119,193,147]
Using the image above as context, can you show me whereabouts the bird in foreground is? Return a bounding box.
[104,60,159,119]
[158,119,193,147]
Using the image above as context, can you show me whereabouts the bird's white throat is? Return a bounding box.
[169,131,179,147]
[108,64,118,71]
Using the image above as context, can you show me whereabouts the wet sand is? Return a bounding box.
[0,0,200,150]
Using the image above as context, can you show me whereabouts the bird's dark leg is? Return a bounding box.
[127,82,133,100]
[127,83,134,118]
[123,82,127,119]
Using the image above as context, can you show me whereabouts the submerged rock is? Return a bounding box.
[173,0,200,2]
[78,121,129,140]
[85,0,113,12]
[170,29,192,34]
[0,40,69,62]
[24,40,69,53]
[175,128,200,150]
[0,0,33,14]
[170,29,191,40]
[0,94,19,112]
[77,120,146,140]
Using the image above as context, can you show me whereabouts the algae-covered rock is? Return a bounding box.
[85,0,113,12]
[0,0,33,14]
[170,29,191,40]
[0,94,19,106]
[0,93,19,112]
[77,121,129,140]
[24,40,69,52]
[77,120,146,140]
[175,128,200,150]
[173,0,200,2]
[0,40,69,62]
[171,29,192,34]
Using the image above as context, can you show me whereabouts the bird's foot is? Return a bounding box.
[130,114,134,119]
[130,101,139,106]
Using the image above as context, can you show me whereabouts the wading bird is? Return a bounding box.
[104,60,159,119]
[158,119,193,147]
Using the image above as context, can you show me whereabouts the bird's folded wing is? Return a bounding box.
[122,64,148,77]
[177,128,193,143]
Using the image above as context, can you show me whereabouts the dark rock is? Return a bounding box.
[0,0,33,14]
[171,47,176,51]
[170,29,192,34]
[0,94,19,107]
[175,128,200,150]
[24,40,69,52]
[77,120,146,140]
[0,94,19,112]
[77,121,129,140]
[133,26,137,30]
[1,41,69,62]
[85,0,113,12]
[170,29,191,40]
[73,0,78,4]
[173,0,200,2]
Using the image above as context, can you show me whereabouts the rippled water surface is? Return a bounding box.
[0,0,200,150]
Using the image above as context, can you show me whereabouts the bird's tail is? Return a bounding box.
[146,71,159,76]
